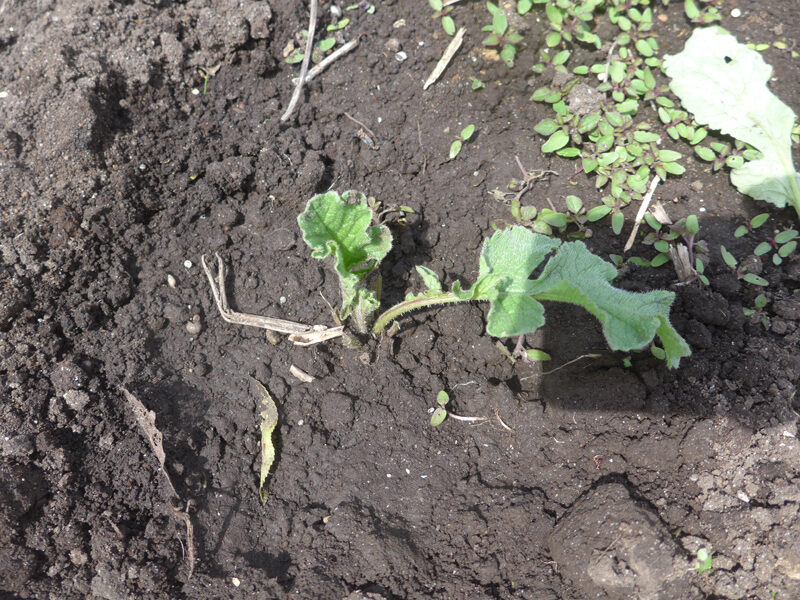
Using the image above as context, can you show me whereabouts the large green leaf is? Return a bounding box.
[663,27,800,219]
[298,191,392,320]
[465,227,690,368]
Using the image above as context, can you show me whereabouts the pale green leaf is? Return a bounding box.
[298,191,392,319]
[663,27,800,218]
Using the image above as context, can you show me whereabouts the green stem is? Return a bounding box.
[372,293,471,334]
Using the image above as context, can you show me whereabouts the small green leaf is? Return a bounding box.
[318,37,336,52]
[774,229,798,244]
[750,213,769,228]
[695,146,716,161]
[566,195,583,213]
[612,211,624,235]
[650,253,670,267]
[525,349,551,362]
[460,124,476,141]
[449,139,462,160]
[553,50,570,65]
[430,406,448,426]
[636,38,654,57]
[442,16,456,36]
[743,273,768,286]
[545,31,562,47]
[686,214,699,235]
[720,245,738,268]
[754,241,771,255]
[586,205,612,221]
[436,390,450,406]
[779,241,797,257]
[734,225,748,237]
[542,130,570,153]
[470,77,485,90]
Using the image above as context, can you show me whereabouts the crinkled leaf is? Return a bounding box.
[664,27,800,217]
[298,191,392,318]
[524,240,690,368]
[463,228,689,368]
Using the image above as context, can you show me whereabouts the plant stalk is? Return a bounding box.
[372,293,469,334]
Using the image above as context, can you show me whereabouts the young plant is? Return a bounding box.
[734,213,770,238]
[371,225,690,368]
[297,191,392,333]
[430,390,450,426]
[429,0,456,36]
[448,124,475,160]
[719,245,768,287]
[483,2,524,68]
[743,293,769,328]
[664,27,800,222]
[753,229,799,266]
[695,547,714,575]
[299,191,691,368]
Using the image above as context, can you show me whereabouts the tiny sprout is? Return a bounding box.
[448,124,475,160]
[431,390,450,426]
[469,77,485,91]
[695,547,714,574]
[734,213,769,238]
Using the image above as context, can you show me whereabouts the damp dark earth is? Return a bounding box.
[2,1,800,599]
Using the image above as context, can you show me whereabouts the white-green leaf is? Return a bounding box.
[430,406,448,426]
[663,27,800,219]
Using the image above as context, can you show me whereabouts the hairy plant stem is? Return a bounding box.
[372,293,471,334]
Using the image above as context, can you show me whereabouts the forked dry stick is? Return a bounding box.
[201,253,343,345]
[281,0,318,122]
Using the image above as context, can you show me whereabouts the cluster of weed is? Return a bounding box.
[527,0,723,233]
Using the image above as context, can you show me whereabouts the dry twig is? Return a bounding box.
[281,0,318,122]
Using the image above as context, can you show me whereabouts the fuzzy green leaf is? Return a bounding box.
[664,27,800,219]
[461,228,689,368]
[298,191,392,320]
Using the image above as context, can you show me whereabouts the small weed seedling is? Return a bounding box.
[430,390,450,426]
[298,191,691,368]
[448,124,475,160]
[429,0,456,36]
[695,547,714,575]
[429,390,491,427]
[753,229,799,266]
[734,213,770,238]
[719,245,769,287]
[743,293,770,328]
[482,2,524,68]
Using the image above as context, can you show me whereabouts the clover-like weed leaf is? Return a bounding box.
[298,191,392,328]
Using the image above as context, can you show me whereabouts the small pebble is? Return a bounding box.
[167,274,177,288]
[279,296,286,305]
[232,577,241,587]
[191,88,200,95]
[385,38,401,53]
[186,316,202,335]
[184,260,192,269]
[690,180,704,192]
[395,51,408,62]
[731,8,742,18]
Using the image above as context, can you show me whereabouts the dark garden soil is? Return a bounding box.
[2,0,800,598]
